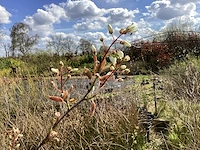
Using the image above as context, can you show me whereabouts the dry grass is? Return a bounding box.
[0,77,144,150]
[0,65,200,150]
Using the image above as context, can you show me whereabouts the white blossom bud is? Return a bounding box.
[91,45,96,53]
[124,55,131,61]
[108,24,113,34]
[120,65,127,70]
[109,56,117,65]
[125,23,138,34]
[120,40,132,47]
[117,50,124,59]
[71,68,78,72]
[119,28,125,34]
[59,61,64,66]
[51,68,59,75]
[110,66,115,71]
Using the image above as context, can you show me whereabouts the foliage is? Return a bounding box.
[124,31,200,73]
[10,22,39,56]
[0,58,24,77]
[164,31,200,59]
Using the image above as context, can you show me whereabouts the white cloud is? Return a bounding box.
[32,9,56,25]
[83,31,105,40]
[23,0,138,38]
[73,7,139,31]
[44,3,67,21]
[23,3,66,37]
[105,0,119,3]
[63,0,103,19]
[0,5,12,24]
[160,15,200,31]
[171,0,200,5]
[24,15,54,37]
[73,19,102,31]
[146,0,198,20]
[106,8,139,25]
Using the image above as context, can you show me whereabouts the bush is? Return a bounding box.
[0,58,25,77]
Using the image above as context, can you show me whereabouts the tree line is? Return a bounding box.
[1,22,95,57]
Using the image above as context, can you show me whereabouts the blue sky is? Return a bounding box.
[0,0,200,56]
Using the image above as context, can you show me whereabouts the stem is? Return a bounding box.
[36,76,98,149]
[60,69,63,93]
[153,79,157,116]
[37,33,122,149]
[99,34,122,68]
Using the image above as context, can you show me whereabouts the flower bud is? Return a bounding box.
[13,127,20,134]
[124,55,131,61]
[117,50,124,59]
[69,85,74,93]
[90,100,96,117]
[15,144,20,148]
[51,68,59,75]
[108,24,113,34]
[119,28,125,34]
[48,96,63,102]
[84,67,92,79]
[124,68,130,74]
[120,65,127,70]
[18,134,23,138]
[55,112,61,118]
[59,61,64,66]
[120,40,132,47]
[61,90,69,99]
[71,68,78,72]
[95,73,100,78]
[50,130,58,138]
[118,78,124,82]
[54,137,60,142]
[69,98,76,103]
[91,45,96,53]
[100,37,104,42]
[67,74,71,79]
[109,56,117,65]
[125,23,137,34]
[67,67,72,71]
[51,81,56,86]
[110,66,115,71]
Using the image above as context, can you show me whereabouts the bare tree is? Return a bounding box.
[10,22,39,56]
[79,38,92,55]
[0,24,3,42]
[46,35,77,56]
[2,43,10,57]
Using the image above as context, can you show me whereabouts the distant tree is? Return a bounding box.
[46,35,77,56]
[0,24,3,42]
[10,22,39,56]
[79,39,92,55]
[2,43,10,57]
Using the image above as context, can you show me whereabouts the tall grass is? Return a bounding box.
[162,56,200,149]
[0,77,148,149]
[1,56,200,149]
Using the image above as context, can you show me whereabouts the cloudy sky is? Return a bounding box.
[0,0,200,56]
